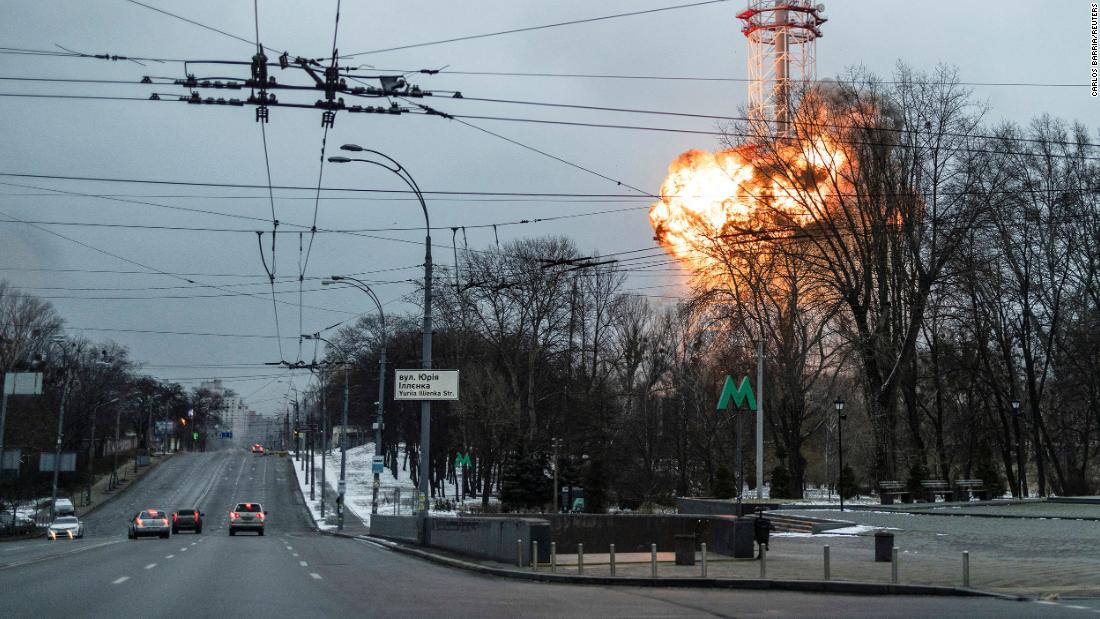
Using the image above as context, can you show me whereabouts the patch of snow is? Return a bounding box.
[291,442,486,529]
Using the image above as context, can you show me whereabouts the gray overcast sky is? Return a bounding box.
[1,0,1096,416]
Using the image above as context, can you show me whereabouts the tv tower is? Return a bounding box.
[737,1,827,136]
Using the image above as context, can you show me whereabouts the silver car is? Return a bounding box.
[228,502,266,536]
[128,509,171,539]
[47,516,84,540]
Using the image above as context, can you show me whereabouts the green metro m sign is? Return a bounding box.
[716,375,756,411]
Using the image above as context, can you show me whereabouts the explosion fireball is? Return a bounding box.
[648,134,848,272]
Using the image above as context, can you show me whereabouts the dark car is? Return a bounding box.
[128,509,171,539]
[228,502,265,536]
[172,508,204,534]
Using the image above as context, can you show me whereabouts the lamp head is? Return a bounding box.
[340,144,364,152]
[1011,399,1021,412]
[327,156,352,163]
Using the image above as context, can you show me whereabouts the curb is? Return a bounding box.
[358,535,1023,600]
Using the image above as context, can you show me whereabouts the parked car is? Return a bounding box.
[128,509,171,539]
[171,508,204,534]
[47,516,84,540]
[52,498,76,517]
[251,444,264,454]
[1,512,36,533]
[228,502,265,536]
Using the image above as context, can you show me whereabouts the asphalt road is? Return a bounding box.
[0,448,1088,618]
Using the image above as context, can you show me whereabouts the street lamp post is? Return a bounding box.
[329,146,433,521]
[1011,399,1024,498]
[48,338,72,521]
[835,398,846,512]
[323,276,388,517]
[86,396,120,504]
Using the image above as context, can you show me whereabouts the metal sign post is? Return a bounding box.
[394,369,459,525]
[717,375,757,513]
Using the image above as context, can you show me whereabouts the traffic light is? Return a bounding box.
[192,431,199,441]
[180,417,187,426]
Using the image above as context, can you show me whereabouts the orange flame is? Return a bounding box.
[649,133,849,272]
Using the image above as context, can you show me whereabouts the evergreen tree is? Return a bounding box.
[712,464,735,499]
[838,464,859,500]
[583,457,609,513]
[770,464,791,498]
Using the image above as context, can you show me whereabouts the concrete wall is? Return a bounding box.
[426,517,551,565]
[370,514,419,543]
[466,512,753,556]
[675,497,782,515]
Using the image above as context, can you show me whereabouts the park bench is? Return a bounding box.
[920,479,953,502]
[954,479,988,501]
[878,480,910,505]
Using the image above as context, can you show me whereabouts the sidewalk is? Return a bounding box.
[362,536,999,599]
[288,452,371,536]
[361,513,1099,598]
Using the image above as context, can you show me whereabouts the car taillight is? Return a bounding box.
[230,512,238,520]
[194,511,200,521]
[136,518,144,526]
[162,519,169,526]
[173,513,178,522]
[257,512,265,521]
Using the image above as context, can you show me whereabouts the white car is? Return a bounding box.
[47,516,84,540]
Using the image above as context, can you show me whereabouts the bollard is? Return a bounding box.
[824,545,831,580]
[610,543,616,576]
[963,550,970,587]
[394,488,401,515]
[532,541,538,570]
[577,543,584,575]
[759,545,767,578]
[891,547,899,584]
[651,543,658,578]
[551,542,557,572]
[701,542,708,578]
[517,539,523,567]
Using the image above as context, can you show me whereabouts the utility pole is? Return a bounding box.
[49,341,71,521]
[309,402,315,501]
[552,437,561,512]
[756,339,764,500]
[111,405,122,489]
[371,346,386,515]
[338,364,348,531]
[320,372,326,519]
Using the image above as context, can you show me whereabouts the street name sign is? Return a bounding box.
[394,370,459,401]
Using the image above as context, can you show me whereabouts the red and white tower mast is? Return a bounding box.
[737,1,827,136]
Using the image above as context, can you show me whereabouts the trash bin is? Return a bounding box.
[733,517,756,559]
[874,530,894,562]
[674,534,696,566]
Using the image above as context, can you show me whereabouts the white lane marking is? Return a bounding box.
[286,546,292,550]
[292,553,299,557]
[166,554,175,559]
[145,563,157,570]
[1065,606,1089,610]
[181,548,188,552]
[310,573,322,580]
[299,560,308,567]
[112,576,129,584]
[190,542,197,546]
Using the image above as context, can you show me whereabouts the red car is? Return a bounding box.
[251,444,264,454]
